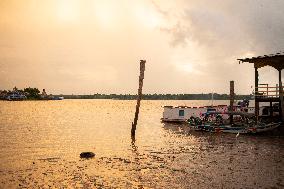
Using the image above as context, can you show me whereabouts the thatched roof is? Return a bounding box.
[238,52,284,70]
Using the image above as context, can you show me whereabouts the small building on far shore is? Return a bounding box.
[5,87,27,101]
[41,89,48,99]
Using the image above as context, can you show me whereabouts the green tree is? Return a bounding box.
[24,87,41,99]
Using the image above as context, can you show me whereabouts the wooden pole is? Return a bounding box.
[278,69,284,122]
[255,67,259,122]
[230,81,234,124]
[131,60,146,137]
[270,101,273,118]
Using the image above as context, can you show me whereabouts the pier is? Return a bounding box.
[238,53,284,122]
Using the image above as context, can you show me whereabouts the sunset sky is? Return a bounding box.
[0,0,283,94]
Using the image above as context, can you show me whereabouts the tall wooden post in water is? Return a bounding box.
[255,67,259,121]
[229,81,234,124]
[278,70,284,121]
[131,60,146,137]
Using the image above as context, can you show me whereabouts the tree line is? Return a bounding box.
[1,87,253,100]
[0,87,42,100]
[62,93,253,100]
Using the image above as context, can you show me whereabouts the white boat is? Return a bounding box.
[52,96,64,100]
[6,93,26,101]
[161,105,256,123]
[58,96,64,100]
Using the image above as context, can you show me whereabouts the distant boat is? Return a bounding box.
[6,92,26,101]
[52,96,64,100]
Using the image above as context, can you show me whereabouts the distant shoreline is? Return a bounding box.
[0,98,247,101]
[0,88,253,101]
[56,94,252,100]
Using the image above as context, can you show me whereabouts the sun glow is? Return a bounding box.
[56,0,79,22]
[133,3,163,28]
[55,0,162,30]
[93,0,118,29]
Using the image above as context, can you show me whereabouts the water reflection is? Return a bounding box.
[130,138,144,188]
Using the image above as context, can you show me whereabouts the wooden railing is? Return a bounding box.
[255,84,283,98]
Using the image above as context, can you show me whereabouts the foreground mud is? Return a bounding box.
[1,132,283,189]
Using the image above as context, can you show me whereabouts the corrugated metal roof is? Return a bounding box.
[238,52,284,70]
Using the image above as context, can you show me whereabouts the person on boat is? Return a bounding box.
[238,99,250,107]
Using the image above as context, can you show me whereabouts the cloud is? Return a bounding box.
[152,0,284,93]
[155,0,284,53]
[0,0,283,94]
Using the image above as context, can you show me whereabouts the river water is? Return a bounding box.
[0,100,283,188]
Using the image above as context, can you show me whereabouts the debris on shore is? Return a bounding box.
[80,152,95,159]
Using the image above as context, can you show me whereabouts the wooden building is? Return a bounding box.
[238,53,284,122]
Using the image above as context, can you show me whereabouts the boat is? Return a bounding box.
[247,122,280,133]
[161,98,279,123]
[188,112,281,134]
[58,96,64,100]
[191,124,249,134]
[6,92,26,101]
[162,104,255,123]
[52,96,64,100]
[190,122,280,134]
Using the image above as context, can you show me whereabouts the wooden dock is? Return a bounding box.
[238,53,284,122]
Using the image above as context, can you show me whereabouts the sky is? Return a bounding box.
[0,0,283,95]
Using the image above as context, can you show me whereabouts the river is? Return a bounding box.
[0,100,283,188]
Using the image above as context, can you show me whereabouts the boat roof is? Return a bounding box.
[238,52,284,70]
[163,105,229,109]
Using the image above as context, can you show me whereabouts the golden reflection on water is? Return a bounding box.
[0,100,283,188]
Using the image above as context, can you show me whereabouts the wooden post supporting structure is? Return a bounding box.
[270,101,273,118]
[278,69,284,122]
[255,67,259,122]
[229,81,234,124]
[131,60,146,138]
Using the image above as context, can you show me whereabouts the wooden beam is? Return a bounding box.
[255,98,280,102]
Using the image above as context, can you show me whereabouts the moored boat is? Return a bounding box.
[247,122,280,133]
[162,104,256,123]
[187,112,281,134]
[189,122,280,134]
[189,121,249,133]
